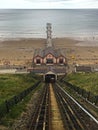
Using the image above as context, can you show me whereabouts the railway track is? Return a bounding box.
[29,84,50,130]
[53,83,98,130]
[29,83,98,130]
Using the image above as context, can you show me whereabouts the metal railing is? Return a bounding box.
[61,80,98,106]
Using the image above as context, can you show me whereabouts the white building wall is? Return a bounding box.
[53,58,56,63]
[43,57,46,63]
[34,58,36,63]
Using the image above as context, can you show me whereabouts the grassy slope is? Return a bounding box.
[65,73,98,95]
[0,73,42,128]
[1,84,43,128]
[0,73,38,104]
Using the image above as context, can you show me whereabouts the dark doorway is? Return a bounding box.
[45,74,55,83]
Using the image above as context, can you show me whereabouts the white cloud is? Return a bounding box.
[0,0,33,8]
[0,0,98,9]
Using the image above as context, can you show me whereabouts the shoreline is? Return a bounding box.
[1,36,98,45]
[1,35,98,42]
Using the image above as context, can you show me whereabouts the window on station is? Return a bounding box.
[59,58,63,64]
[46,58,53,64]
[36,59,41,64]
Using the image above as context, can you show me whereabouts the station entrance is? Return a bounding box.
[45,74,55,83]
[44,71,57,83]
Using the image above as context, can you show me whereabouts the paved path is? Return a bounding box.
[49,84,65,130]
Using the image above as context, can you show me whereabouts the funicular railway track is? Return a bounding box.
[29,84,50,130]
[53,83,98,130]
[29,83,98,130]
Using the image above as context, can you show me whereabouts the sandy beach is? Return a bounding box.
[0,37,98,66]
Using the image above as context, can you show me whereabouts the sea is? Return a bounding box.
[0,9,98,40]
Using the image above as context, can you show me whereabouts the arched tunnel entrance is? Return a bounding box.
[45,74,55,83]
[44,71,57,83]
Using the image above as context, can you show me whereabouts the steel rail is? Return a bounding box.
[57,83,98,124]
[53,85,85,130]
[29,84,50,130]
[53,83,98,130]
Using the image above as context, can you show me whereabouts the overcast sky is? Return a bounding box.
[0,0,98,9]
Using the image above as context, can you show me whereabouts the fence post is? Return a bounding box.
[87,91,90,100]
[95,96,98,105]
[5,100,9,113]
[82,89,84,96]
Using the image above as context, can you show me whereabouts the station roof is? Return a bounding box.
[33,48,43,57]
[43,47,56,57]
[33,47,65,58]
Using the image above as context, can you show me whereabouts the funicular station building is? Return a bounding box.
[30,23,67,82]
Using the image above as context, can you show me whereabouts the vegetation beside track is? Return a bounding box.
[0,73,40,103]
[0,83,43,128]
[0,73,42,128]
[65,73,98,95]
